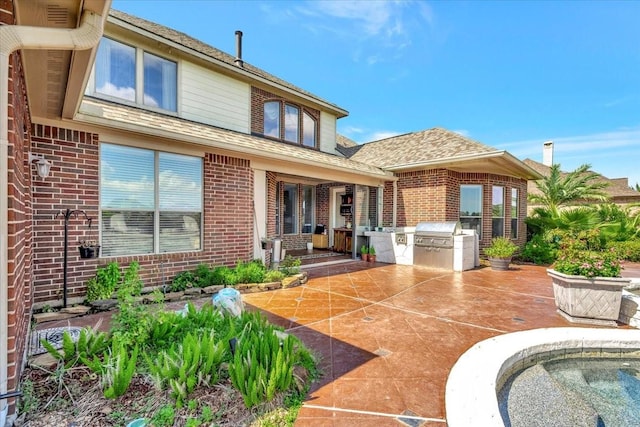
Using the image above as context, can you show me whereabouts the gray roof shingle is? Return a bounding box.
[345,127,498,169]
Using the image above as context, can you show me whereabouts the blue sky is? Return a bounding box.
[112,0,640,188]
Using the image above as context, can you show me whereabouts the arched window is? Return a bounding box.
[284,104,299,143]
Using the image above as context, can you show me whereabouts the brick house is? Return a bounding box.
[0,1,538,422]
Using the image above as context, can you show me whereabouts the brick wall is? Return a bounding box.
[383,169,528,249]
[5,46,33,418]
[30,125,254,307]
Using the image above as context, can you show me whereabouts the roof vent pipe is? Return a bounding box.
[542,140,554,166]
[234,30,243,67]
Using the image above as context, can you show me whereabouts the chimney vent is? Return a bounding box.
[542,141,554,166]
[234,30,243,67]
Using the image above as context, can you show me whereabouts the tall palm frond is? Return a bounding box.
[528,164,609,216]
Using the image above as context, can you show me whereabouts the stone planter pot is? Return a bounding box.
[488,257,511,271]
[547,269,631,326]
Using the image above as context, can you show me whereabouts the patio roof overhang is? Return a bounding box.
[73,98,395,187]
[386,150,542,181]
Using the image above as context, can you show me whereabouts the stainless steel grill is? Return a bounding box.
[414,221,461,269]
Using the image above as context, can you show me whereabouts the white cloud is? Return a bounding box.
[368,131,402,141]
[453,129,470,137]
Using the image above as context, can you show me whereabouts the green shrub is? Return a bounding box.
[86,262,120,302]
[235,260,266,284]
[553,234,621,278]
[608,239,640,262]
[210,266,238,287]
[194,263,213,287]
[101,339,138,399]
[279,255,301,276]
[264,270,285,283]
[521,234,558,265]
[484,237,518,259]
[171,271,197,291]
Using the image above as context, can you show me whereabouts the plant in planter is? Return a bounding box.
[360,245,369,262]
[548,232,629,324]
[78,240,101,259]
[368,245,376,263]
[484,237,518,271]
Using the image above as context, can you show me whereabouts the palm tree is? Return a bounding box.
[528,163,609,217]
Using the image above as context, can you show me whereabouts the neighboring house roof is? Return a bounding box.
[77,98,393,183]
[523,159,640,203]
[341,128,541,180]
[109,10,348,118]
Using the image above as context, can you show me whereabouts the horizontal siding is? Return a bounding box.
[319,111,338,154]
[181,62,250,133]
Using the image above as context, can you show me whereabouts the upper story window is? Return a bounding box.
[92,37,177,112]
[262,100,317,148]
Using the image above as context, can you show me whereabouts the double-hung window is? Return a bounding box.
[263,101,317,148]
[460,185,482,238]
[92,37,177,112]
[100,143,202,256]
[492,186,505,238]
[283,183,298,235]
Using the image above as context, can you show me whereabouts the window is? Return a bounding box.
[511,188,519,239]
[460,185,482,237]
[262,101,317,148]
[302,185,314,233]
[283,183,298,234]
[100,143,202,256]
[492,186,505,238]
[264,101,280,138]
[303,112,316,147]
[93,37,177,112]
[284,104,299,143]
[143,52,177,111]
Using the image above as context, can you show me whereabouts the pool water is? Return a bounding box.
[499,358,640,426]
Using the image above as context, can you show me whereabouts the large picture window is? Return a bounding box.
[460,185,482,237]
[492,186,505,238]
[92,37,177,112]
[511,188,519,239]
[100,143,202,256]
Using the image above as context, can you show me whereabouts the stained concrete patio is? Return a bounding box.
[33,261,638,426]
[242,261,637,426]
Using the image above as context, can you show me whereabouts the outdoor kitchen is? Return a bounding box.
[364,221,479,271]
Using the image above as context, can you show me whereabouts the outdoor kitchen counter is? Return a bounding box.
[364,228,415,264]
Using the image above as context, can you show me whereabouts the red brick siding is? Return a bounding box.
[384,169,528,249]
[30,126,254,306]
[4,0,34,416]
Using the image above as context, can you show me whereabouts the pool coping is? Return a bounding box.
[445,327,640,427]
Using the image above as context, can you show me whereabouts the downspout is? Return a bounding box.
[0,11,104,425]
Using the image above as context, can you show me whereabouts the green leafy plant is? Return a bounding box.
[553,232,621,278]
[144,330,226,407]
[484,237,518,259]
[120,261,143,297]
[368,246,376,256]
[279,255,301,277]
[608,239,640,262]
[235,260,266,284]
[86,262,120,302]
[264,269,285,283]
[210,266,238,287]
[41,327,108,369]
[151,404,176,427]
[228,313,296,408]
[101,338,139,399]
[171,271,196,291]
[521,234,558,265]
[360,245,368,255]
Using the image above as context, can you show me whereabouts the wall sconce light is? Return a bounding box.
[28,152,52,179]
